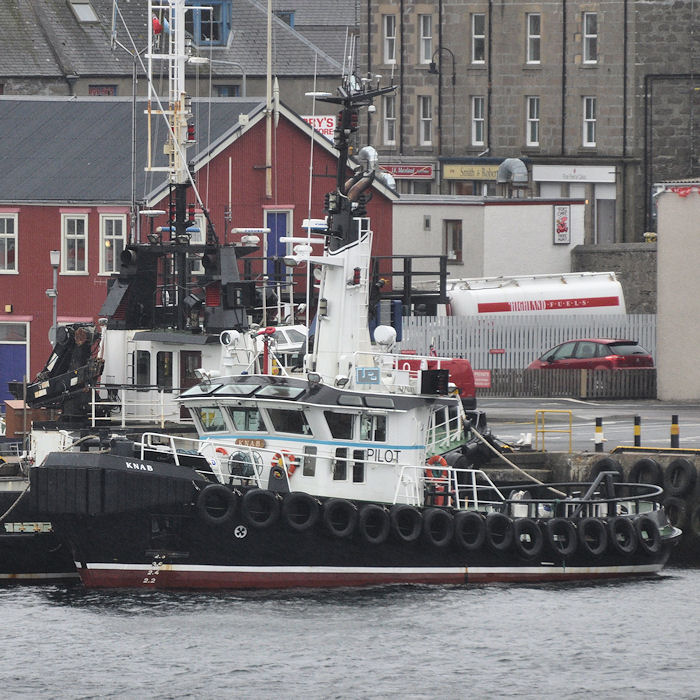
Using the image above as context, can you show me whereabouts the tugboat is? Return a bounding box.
[23,3,680,590]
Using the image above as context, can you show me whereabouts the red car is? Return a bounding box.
[527,338,654,370]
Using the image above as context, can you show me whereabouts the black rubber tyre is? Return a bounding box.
[196,483,237,526]
[485,512,514,553]
[545,518,578,557]
[322,498,357,538]
[281,492,320,532]
[608,516,638,555]
[578,517,608,557]
[513,517,544,559]
[663,458,697,497]
[634,515,661,555]
[589,457,624,482]
[358,504,390,545]
[662,496,688,529]
[628,458,663,486]
[241,488,280,529]
[422,508,454,548]
[390,504,423,543]
[453,510,486,552]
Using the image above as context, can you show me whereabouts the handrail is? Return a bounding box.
[534,409,573,452]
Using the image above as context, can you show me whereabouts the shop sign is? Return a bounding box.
[302,115,336,140]
[380,164,434,179]
[532,164,616,183]
[443,164,500,180]
[554,205,571,244]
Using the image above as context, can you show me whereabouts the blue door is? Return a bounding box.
[265,211,288,281]
[0,344,26,403]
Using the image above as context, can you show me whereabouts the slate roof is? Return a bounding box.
[0,96,266,203]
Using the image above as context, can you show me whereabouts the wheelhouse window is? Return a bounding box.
[444,220,463,263]
[196,406,227,432]
[583,13,598,63]
[0,214,17,273]
[100,214,126,274]
[185,0,232,46]
[471,96,485,145]
[228,406,265,432]
[266,408,312,435]
[383,15,397,64]
[526,14,541,64]
[324,411,354,439]
[155,351,173,389]
[62,213,88,273]
[419,14,433,64]
[135,350,150,385]
[360,414,387,442]
[583,96,597,146]
[383,94,396,146]
[419,95,432,146]
[526,96,540,146]
[333,448,348,480]
[472,14,485,63]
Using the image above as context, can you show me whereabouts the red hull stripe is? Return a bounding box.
[477,296,620,314]
[78,563,663,589]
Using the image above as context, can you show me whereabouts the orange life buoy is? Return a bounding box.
[425,455,449,506]
[271,450,299,477]
[215,447,228,456]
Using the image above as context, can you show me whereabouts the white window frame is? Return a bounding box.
[444,220,463,263]
[583,12,598,63]
[419,14,433,64]
[0,213,18,274]
[527,14,541,64]
[526,96,540,146]
[419,95,432,146]
[383,15,397,64]
[472,14,486,64]
[190,213,206,274]
[99,213,127,275]
[583,96,597,146]
[471,96,485,146]
[383,94,396,146]
[61,213,88,274]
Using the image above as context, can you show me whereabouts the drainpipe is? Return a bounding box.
[487,0,493,150]
[436,0,443,160]
[621,0,628,241]
[399,0,405,156]
[560,0,567,155]
[366,0,372,145]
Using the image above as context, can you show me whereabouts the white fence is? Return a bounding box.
[399,314,656,370]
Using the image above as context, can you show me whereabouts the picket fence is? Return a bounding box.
[399,314,656,370]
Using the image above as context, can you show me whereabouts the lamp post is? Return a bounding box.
[47,250,60,345]
[428,47,456,155]
[188,56,247,97]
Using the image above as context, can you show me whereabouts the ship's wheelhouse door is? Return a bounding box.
[179,350,201,418]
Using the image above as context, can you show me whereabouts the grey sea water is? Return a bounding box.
[1,569,698,699]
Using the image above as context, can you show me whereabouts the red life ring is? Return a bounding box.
[271,450,299,477]
[425,455,449,506]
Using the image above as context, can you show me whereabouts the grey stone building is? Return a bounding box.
[359,0,698,244]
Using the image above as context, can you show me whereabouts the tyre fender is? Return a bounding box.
[453,510,486,551]
[663,458,697,497]
[628,458,663,486]
[634,515,661,555]
[485,512,514,553]
[241,488,280,529]
[358,504,390,545]
[422,508,454,548]
[608,515,638,555]
[196,483,237,527]
[281,491,320,532]
[389,504,423,543]
[322,498,357,538]
[578,517,608,557]
[513,517,544,559]
[545,517,578,557]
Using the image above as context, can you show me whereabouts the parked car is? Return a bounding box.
[527,338,654,370]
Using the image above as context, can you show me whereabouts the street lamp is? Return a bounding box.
[188,56,247,97]
[46,250,60,345]
[428,46,457,155]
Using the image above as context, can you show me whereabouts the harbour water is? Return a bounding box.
[1,569,698,699]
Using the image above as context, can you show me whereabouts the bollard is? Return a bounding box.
[634,415,641,447]
[671,414,679,448]
[594,417,604,452]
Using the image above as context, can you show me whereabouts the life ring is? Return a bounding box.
[578,517,608,557]
[453,510,486,551]
[241,488,280,529]
[628,457,663,486]
[663,457,697,497]
[608,516,637,555]
[634,515,661,555]
[322,498,357,538]
[425,455,449,506]
[545,518,578,557]
[281,491,320,532]
[513,517,544,559]
[196,483,237,527]
[485,512,514,553]
[662,496,688,529]
[389,504,423,543]
[422,508,454,548]
[271,450,300,478]
[358,504,391,545]
[589,457,624,482]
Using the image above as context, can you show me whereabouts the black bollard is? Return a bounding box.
[594,417,604,452]
[634,415,641,447]
[671,414,679,448]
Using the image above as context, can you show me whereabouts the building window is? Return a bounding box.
[88,85,117,96]
[100,214,126,274]
[471,96,485,145]
[0,215,17,273]
[419,96,432,146]
[526,14,541,64]
[215,85,240,97]
[274,10,295,27]
[383,94,396,146]
[383,15,397,64]
[583,96,597,146]
[444,220,463,263]
[62,213,88,273]
[526,96,540,146]
[472,14,486,63]
[583,13,598,63]
[185,0,232,46]
[419,14,433,64]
